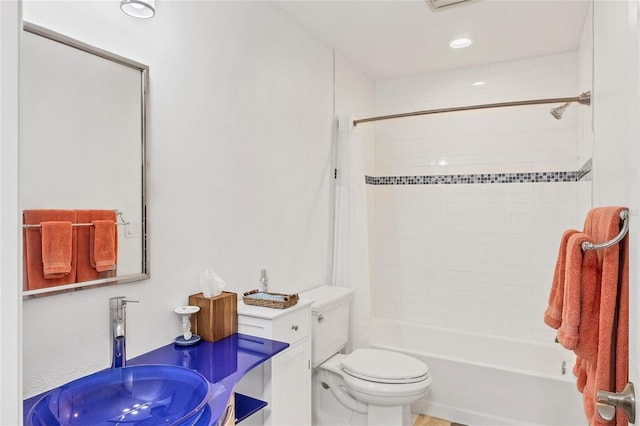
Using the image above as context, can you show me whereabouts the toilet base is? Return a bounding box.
[314,404,367,426]
[314,369,415,426]
[314,400,412,426]
[368,404,409,426]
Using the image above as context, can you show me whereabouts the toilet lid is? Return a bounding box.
[341,349,430,384]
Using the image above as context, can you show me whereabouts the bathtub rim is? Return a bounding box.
[371,317,576,384]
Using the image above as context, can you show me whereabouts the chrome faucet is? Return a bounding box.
[109,296,138,368]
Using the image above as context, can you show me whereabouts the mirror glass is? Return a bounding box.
[21,22,148,297]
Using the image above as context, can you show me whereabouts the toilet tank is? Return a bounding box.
[300,285,354,367]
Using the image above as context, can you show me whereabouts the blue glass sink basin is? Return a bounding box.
[27,364,212,426]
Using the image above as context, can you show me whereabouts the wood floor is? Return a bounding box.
[413,414,466,426]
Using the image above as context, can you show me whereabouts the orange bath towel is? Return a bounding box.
[579,207,628,426]
[23,209,78,290]
[544,229,579,329]
[76,210,118,282]
[557,232,599,362]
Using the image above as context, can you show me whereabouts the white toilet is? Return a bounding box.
[300,285,432,426]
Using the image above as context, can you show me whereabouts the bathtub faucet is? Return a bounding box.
[109,296,139,368]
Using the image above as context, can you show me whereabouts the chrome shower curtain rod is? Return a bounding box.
[352,91,591,126]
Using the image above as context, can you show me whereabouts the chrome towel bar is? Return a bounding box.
[22,209,130,229]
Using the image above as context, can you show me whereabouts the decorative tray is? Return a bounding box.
[242,289,299,309]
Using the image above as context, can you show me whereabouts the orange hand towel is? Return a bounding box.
[90,219,117,272]
[23,209,77,290]
[76,210,118,282]
[544,229,579,329]
[41,221,74,277]
[557,232,599,362]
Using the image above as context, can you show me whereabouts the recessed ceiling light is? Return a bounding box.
[120,0,155,18]
[472,81,485,86]
[449,37,472,49]
[427,0,474,12]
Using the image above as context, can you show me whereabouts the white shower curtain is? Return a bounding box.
[332,114,372,352]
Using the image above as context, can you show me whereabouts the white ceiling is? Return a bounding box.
[273,0,591,81]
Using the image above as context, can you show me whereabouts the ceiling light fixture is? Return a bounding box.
[449,37,472,49]
[427,0,474,12]
[120,0,155,19]
[472,81,485,86]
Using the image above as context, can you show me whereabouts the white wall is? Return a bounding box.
[1,1,23,423]
[370,50,592,343]
[334,52,376,175]
[22,0,335,397]
[591,0,640,402]
[592,0,638,206]
[375,52,581,176]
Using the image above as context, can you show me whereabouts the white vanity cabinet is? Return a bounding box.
[236,299,312,426]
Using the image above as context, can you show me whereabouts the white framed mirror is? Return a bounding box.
[21,22,149,298]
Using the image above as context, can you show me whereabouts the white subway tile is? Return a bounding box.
[370,51,586,343]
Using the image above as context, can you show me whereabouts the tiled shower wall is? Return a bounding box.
[370,50,593,343]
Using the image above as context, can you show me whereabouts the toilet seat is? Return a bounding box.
[341,349,430,384]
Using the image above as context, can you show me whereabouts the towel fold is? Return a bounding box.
[76,210,118,282]
[544,229,579,329]
[557,232,599,361]
[41,221,74,277]
[90,219,117,272]
[23,209,77,290]
[574,357,588,393]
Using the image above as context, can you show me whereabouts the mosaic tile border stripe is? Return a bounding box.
[365,159,593,186]
[365,171,577,185]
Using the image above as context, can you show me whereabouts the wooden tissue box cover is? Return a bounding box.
[188,291,238,342]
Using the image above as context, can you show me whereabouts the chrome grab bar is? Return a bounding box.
[582,210,629,251]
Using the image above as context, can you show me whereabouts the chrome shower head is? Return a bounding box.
[550,102,570,120]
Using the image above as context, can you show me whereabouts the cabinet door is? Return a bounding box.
[270,340,311,426]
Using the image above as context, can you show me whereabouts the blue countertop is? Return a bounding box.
[23,333,289,425]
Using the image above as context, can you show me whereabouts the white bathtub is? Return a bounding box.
[371,318,585,425]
